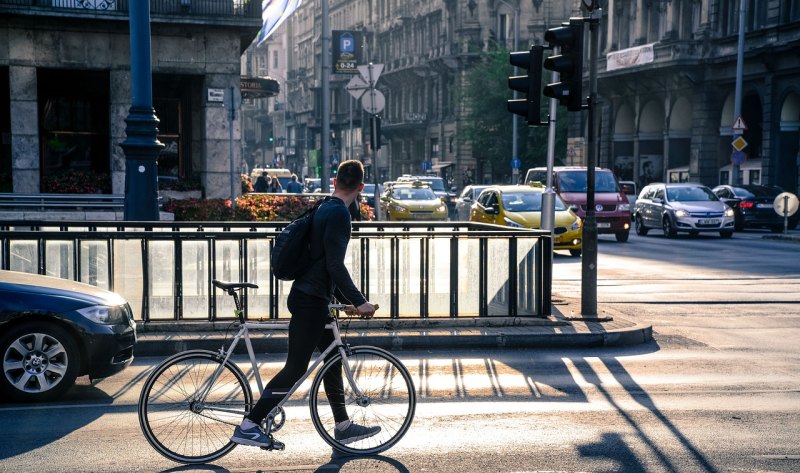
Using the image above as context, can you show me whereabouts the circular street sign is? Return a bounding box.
[362,89,385,114]
[731,150,746,166]
[774,192,799,217]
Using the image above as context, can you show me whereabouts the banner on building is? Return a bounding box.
[333,30,363,74]
[606,43,655,72]
[257,0,303,46]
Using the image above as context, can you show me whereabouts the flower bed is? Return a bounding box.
[164,194,374,222]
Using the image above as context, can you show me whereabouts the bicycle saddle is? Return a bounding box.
[212,280,259,291]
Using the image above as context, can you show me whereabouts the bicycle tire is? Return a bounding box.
[309,346,416,455]
[138,350,252,464]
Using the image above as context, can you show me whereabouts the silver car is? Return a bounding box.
[454,185,489,221]
[634,183,736,238]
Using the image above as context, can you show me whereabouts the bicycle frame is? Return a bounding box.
[194,306,365,421]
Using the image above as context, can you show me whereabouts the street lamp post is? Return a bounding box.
[121,1,163,221]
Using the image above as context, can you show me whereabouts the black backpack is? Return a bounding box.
[270,198,327,281]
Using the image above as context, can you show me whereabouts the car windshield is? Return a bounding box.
[419,179,445,191]
[558,170,619,193]
[501,192,567,212]
[393,188,436,200]
[666,186,718,202]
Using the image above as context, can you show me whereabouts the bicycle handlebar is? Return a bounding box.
[328,303,380,318]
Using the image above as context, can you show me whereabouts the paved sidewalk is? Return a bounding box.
[134,295,652,356]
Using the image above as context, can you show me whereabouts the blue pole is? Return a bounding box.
[122,1,163,221]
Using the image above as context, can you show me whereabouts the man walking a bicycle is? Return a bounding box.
[231,160,379,449]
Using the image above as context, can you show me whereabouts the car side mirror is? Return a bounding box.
[486,204,499,215]
[463,196,473,202]
[652,197,662,204]
[450,186,457,192]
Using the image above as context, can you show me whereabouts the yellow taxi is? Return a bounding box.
[381,181,449,221]
[469,184,583,256]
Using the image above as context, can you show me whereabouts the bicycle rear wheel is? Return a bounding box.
[138,350,252,464]
[309,346,416,455]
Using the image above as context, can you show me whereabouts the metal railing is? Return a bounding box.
[0,193,125,210]
[0,221,552,322]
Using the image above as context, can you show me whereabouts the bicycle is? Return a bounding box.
[138,280,416,464]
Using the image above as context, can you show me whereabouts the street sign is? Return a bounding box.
[511,158,521,169]
[346,75,368,99]
[731,150,746,166]
[731,136,748,152]
[358,63,384,85]
[732,115,748,133]
[774,192,799,217]
[362,88,385,114]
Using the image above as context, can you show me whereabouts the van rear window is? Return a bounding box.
[558,170,619,193]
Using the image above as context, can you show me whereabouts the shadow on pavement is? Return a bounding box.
[572,355,719,473]
[0,387,111,461]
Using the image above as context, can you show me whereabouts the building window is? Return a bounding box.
[783,0,800,21]
[37,69,110,193]
[272,51,279,70]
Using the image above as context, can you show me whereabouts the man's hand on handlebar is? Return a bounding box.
[344,302,378,319]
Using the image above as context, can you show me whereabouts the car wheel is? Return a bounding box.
[635,215,648,236]
[615,230,629,243]
[0,322,80,402]
[662,217,677,238]
[569,249,582,257]
[719,231,733,238]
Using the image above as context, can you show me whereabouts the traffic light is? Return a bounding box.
[543,18,585,112]
[267,134,274,148]
[507,45,544,126]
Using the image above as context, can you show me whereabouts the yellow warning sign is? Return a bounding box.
[732,136,748,152]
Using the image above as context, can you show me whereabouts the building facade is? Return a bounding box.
[586,0,800,195]
[244,0,579,187]
[0,1,262,200]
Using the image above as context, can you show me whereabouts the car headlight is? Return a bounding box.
[504,217,524,228]
[77,305,128,325]
[570,218,582,231]
[390,203,405,213]
[725,208,735,217]
[674,209,689,217]
[618,203,630,212]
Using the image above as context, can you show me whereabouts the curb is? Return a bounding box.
[133,322,653,356]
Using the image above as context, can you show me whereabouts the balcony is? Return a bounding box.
[0,0,261,24]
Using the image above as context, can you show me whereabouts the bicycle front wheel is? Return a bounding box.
[309,346,416,455]
[138,350,252,464]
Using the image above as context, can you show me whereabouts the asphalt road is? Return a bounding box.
[1,228,799,472]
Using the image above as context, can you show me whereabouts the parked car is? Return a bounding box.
[712,184,799,231]
[454,185,489,221]
[470,184,583,256]
[633,183,736,238]
[619,181,638,215]
[0,270,136,402]
[524,166,631,242]
[381,181,449,221]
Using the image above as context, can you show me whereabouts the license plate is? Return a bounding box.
[698,218,720,225]
[757,203,772,209]
[597,222,611,228]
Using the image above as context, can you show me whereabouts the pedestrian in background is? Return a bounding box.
[267,174,283,193]
[286,174,303,194]
[254,172,268,192]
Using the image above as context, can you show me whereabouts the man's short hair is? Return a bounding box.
[291,174,298,181]
[336,160,364,191]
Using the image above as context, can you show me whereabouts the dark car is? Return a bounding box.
[712,184,799,231]
[360,183,384,208]
[0,270,136,402]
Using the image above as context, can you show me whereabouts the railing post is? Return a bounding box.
[508,237,518,317]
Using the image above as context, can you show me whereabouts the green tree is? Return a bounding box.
[460,47,568,183]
